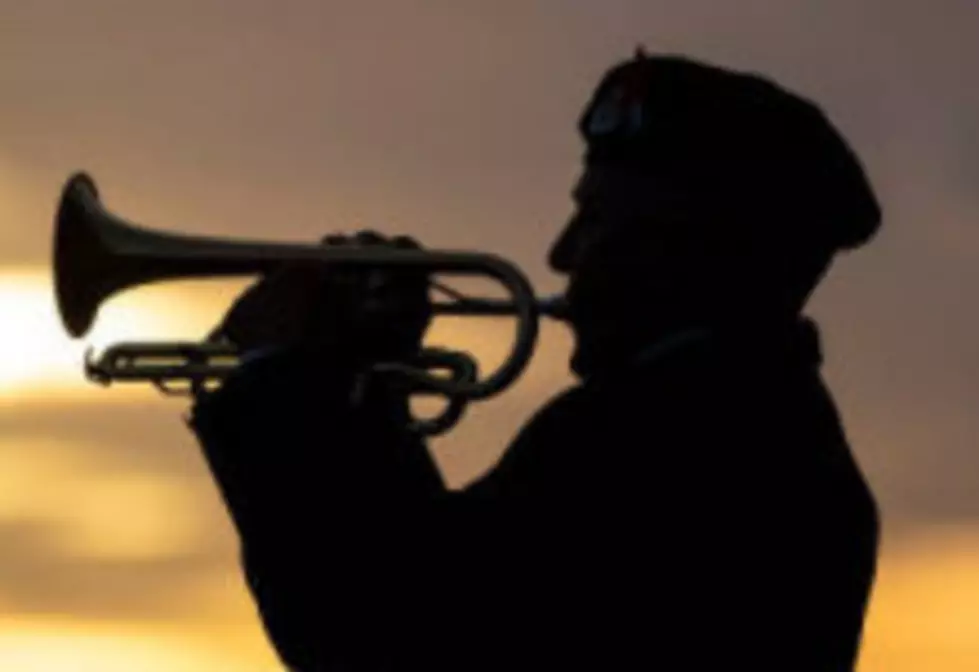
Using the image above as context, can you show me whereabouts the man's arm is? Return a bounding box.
[188,347,455,670]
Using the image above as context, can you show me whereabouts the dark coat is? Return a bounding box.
[189,317,879,671]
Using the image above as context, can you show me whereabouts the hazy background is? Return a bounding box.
[1,1,977,668]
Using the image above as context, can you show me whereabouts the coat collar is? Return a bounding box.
[582,316,823,384]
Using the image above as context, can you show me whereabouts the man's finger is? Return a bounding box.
[352,230,387,245]
[390,235,421,249]
[320,233,350,246]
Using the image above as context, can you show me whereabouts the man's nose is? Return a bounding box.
[548,222,581,274]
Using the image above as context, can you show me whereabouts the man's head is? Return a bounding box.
[549,52,882,378]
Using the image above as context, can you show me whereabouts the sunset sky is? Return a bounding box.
[1,1,978,669]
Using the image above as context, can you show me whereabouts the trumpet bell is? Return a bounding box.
[54,172,113,338]
[55,171,264,338]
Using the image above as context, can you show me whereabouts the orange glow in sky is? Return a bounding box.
[0,271,92,394]
[0,269,245,402]
[0,619,282,671]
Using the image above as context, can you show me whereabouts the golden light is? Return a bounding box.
[0,437,218,561]
[857,528,979,671]
[0,620,281,672]
[0,271,85,393]
[0,268,245,403]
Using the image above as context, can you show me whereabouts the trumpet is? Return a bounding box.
[54,172,568,435]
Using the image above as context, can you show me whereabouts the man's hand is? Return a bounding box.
[189,229,441,560]
[210,230,433,367]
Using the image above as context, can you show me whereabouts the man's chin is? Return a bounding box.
[569,339,602,379]
[569,348,588,379]
[568,321,615,379]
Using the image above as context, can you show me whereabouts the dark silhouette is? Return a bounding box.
[188,52,881,671]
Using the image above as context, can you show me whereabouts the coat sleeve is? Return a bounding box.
[187,347,464,669]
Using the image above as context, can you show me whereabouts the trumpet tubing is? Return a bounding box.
[53,171,567,436]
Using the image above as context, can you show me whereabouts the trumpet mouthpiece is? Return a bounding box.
[538,294,570,319]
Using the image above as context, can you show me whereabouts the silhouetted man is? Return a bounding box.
[189,52,882,671]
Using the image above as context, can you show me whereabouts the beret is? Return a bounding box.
[579,50,882,250]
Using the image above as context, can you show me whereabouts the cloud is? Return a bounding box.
[0,430,238,619]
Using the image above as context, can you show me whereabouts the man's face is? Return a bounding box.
[548,164,709,375]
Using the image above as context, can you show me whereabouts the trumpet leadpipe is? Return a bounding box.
[433,293,569,319]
